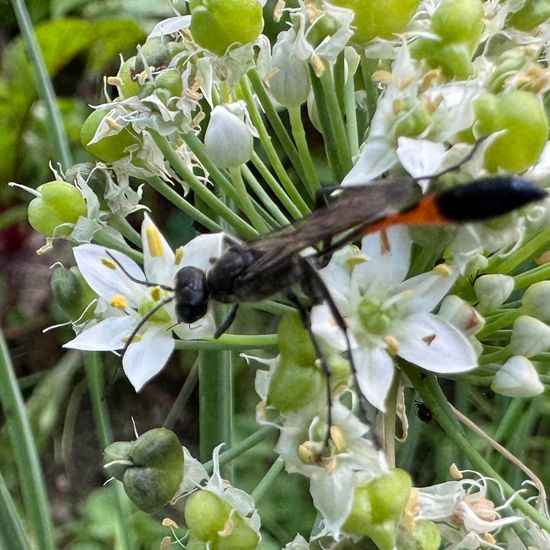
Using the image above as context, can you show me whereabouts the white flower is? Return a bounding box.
[312,227,477,411]
[63,214,223,390]
[491,356,544,398]
[275,402,386,536]
[416,470,523,550]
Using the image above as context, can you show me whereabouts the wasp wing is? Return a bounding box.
[241,179,421,280]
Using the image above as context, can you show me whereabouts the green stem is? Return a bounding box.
[478,347,511,365]
[203,425,278,473]
[251,457,285,503]
[93,228,143,264]
[250,152,304,220]
[84,352,132,550]
[404,366,550,533]
[383,373,399,468]
[287,105,321,199]
[0,330,55,550]
[175,334,277,351]
[199,350,233,479]
[247,70,308,185]
[150,131,257,238]
[164,361,199,430]
[360,58,380,126]
[319,68,352,175]
[343,58,359,156]
[476,309,522,339]
[309,65,342,180]
[241,165,289,227]
[145,176,224,234]
[0,472,31,550]
[240,78,310,216]
[10,0,72,168]
[484,398,526,461]
[109,215,142,248]
[229,167,269,233]
[484,226,550,275]
[514,262,550,290]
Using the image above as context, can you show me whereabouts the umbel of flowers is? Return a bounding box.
[24,0,550,548]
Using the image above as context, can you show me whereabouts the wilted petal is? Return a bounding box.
[63,315,135,351]
[353,346,395,412]
[141,214,175,285]
[123,327,175,391]
[396,313,477,374]
[74,244,145,304]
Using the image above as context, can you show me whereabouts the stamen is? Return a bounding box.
[450,463,463,480]
[151,286,162,301]
[102,257,118,270]
[106,117,122,131]
[329,426,346,452]
[110,294,128,309]
[434,263,453,276]
[146,225,164,257]
[175,246,184,266]
[346,252,368,267]
[384,335,400,354]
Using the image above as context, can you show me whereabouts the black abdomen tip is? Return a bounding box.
[436,176,548,223]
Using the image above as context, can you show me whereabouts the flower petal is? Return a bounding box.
[123,327,175,391]
[353,346,395,412]
[181,232,225,271]
[74,244,145,305]
[311,304,349,352]
[396,313,477,373]
[141,214,175,285]
[63,316,135,351]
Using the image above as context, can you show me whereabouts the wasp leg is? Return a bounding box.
[214,304,239,339]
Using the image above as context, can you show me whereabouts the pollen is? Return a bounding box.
[101,257,117,270]
[329,426,346,452]
[107,76,123,87]
[146,225,164,257]
[384,335,400,355]
[175,246,184,266]
[105,117,122,131]
[122,335,141,344]
[151,286,162,301]
[482,533,496,545]
[346,253,368,267]
[434,263,453,276]
[162,518,179,529]
[110,294,128,309]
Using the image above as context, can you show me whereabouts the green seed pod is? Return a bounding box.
[331,0,421,44]
[190,0,264,56]
[116,56,140,99]
[277,313,316,366]
[134,38,170,72]
[473,91,548,173]
[103,441,134,481]
[28,181,87,237]
[80,109,140,163]
[185,490,232,542]
[51,266,96,321]
[431,0,484,45]
[508,0,550,31]
[217,511,260,549]
[367,469,412,523]
[155,68,183,97]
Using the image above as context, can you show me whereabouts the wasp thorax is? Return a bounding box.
[174,267,209,323]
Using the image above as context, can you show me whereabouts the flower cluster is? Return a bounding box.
[29,0,550,548]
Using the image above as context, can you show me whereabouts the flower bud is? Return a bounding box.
[107,428,184,512]
[522,281,550,322]
[491,356,544,397]
[474,274,514,313]
[204,105,253,168]
[438,295,485,335]
[511,316,550,357]
[51,267,96,321]
[28,181,87,237]
[190,0,263,56]
[269,30,310,107]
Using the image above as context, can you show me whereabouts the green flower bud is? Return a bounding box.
[269,31,310,107]
[473,91,548,174]
[277,313,316,366]
[81,109,140,163]
[134,38,170,72]
[508,0,550,31]
[522,281,550,322]
[332,0,421,44]
[28,181,87,237]
[511,316,550,357]
[204,105,253,168]
[121,428,184,512]
[491,356,544,397]
[116,56,140,99]
[438,295,485,336]
[474,274,514,313]
[51,266,96,321]
[185,490,232,542]
[103,441,134,481]
[190,0,264,56]
[431,0,484,45]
